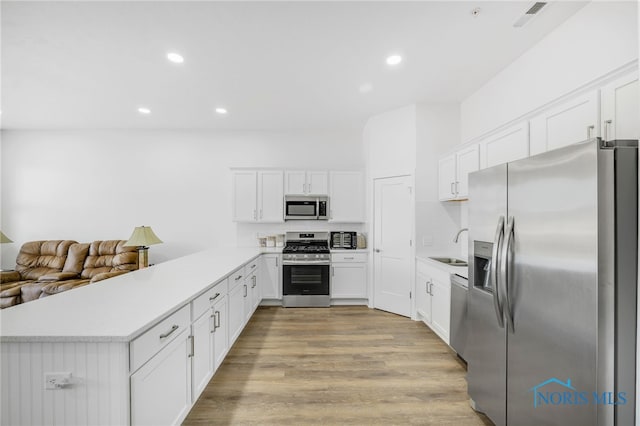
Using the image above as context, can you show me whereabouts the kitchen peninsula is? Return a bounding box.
[1,247,267,426]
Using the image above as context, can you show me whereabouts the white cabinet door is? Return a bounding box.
[307,171,328,195]
[438,155,456,201]
[232,171,258,222]
[331,263,367,298]
[329,171,364,223]
[454,144,479,199]
[258,171,284,222]
[430,277,451,345]
[601,72,639,141]
[251,272,261,310]
[530,90,599,155]
[243,275,253,324]
[212,294,228,371]
[131,330,192,426]
[284,171,307,194]
[191,311,213,401]
[228,279,245,347]
[260,254,281,300]
[415,272,431,325]
[480,122,529,169]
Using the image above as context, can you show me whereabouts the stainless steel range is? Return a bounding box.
[282,231,330,307]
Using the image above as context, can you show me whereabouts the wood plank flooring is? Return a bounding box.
[183,306,492,425]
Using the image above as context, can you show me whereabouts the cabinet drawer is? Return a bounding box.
[192,278,228,320]
[331,252,367,263]
[244,259,260,276]
[130,304,191,372]
[228,267,245,291]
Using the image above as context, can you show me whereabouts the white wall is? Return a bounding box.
[363,104,417,179]
[415,103,463,258]
[0,129,364,268]
[461,1,639,143]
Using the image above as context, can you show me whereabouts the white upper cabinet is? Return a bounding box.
[530,89,599,155]
[479,121,530,169]
[232,170,284,223]
[437,154,456,201]
[438,145,479,201]
[257,171,284,222]
[329,171,364,223]
[601,72,639,141]
[284,170,328,195]
[232,171,258,222]
[455,144,480,198]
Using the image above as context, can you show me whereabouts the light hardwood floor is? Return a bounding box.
[183,306,492,425]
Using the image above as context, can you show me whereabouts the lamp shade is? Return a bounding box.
[124,226,163,247]
[0,231,13,244]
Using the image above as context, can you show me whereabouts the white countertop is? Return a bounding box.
[0,247,262,343]
[415,254,469,279]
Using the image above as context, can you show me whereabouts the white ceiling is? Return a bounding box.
[1,1,588,130]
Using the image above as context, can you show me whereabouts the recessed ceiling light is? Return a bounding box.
[215,107,228,115]
[359,83,373,93]
[167,52,184,64]
[386,55,402,66]
[137,107,151,115]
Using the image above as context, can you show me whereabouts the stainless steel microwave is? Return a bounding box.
[284,195,329,220]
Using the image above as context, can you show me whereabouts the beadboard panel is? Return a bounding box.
[1,341,129,426]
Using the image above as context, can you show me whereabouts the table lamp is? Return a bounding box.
[0,231,13,244]
[124,226,162,269]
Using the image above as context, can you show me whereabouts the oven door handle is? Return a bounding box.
[282,260,331,266]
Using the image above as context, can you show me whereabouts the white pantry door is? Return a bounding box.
[373,176,412,317]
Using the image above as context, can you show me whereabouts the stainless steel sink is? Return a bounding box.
[429,257,468,267]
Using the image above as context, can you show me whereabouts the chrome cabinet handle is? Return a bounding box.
[429,282,433,296]
[501,216,515,332]
[159,325,179,339]
[188,335,194,358]
[253,210,257,220]
[491,216,505,329]
[426,280,431,295]
[235,275,243,281]
[244,284,247,297]
[450,182,455,195]
[276,257,278,267]
[252,275,257,288]
[210,292,221,302]
[455,181,459,194]
[210,313,215,333]
[587,125,595,139]
[212,310,220,332]
[604,119,612,141]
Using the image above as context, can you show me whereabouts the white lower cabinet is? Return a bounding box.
[212,291,229,370]
[331,252,367,299]
[228,269,246,347]
[130,329,192,426]
[260,254,281,300]
[415,259,451,345]
[191,309,213,400]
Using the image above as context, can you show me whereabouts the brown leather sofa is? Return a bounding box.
[1,240,138,308]
[0,240,78,308]
[20,240,138,303]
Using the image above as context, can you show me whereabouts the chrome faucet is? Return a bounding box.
[453,228,468,243]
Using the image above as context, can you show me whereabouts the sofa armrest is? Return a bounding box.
[0,271,21,284]
[38,272,80,282]
[90,270,130,283]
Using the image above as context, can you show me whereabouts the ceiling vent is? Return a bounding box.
[513,2,547,28]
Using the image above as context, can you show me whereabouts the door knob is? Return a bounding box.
[375,249,381,253]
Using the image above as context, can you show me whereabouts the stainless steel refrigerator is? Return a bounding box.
[466,138,638,426]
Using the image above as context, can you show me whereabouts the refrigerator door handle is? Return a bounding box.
[501,216,515,332]
[491,216,505,328]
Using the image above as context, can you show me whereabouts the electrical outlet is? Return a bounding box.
[44,372,72,390]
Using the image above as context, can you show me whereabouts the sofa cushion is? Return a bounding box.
[40,279,91,297]
[62,243,90,275]
[15,240,77,280]
[80,240,138,279]
[0,270,21,284]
